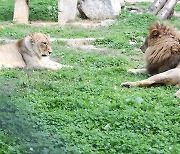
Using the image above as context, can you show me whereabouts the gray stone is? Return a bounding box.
[78,0,121,20]
[100,19,115,27]
[58,0,78,24]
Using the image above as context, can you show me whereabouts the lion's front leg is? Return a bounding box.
[121,80,155,87]
[121,68,180,87]
[41,58,72,70]
[121,72,163,87]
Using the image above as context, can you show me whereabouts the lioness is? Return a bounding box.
[0,33,71,70]
[121,22,180,98]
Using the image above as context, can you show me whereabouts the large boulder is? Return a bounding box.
[78,0,121,19]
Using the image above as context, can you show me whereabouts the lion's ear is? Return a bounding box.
[149,29,160,38]
[29,33,39,43]
[29,34,35,44]
[46,34,50,38]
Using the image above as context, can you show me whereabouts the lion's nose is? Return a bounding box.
[140,45,143,50]
[49,50,52,55]
[140,45,145,53]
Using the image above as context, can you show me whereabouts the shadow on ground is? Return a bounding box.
[0,89,69,153]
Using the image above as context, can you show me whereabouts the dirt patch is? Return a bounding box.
[30,21,58,27]
[52,37,123,56]
[30,19,115,28]
[0,36,134,57]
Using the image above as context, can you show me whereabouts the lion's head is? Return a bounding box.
[140,22,180,75]
[140,22,179,53]
[24,33,52,58]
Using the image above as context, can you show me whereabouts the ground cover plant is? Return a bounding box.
[0,1,180,153]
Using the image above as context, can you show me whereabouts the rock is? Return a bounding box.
[78,0,121,20]
[58,0,78,24]
[100,19,115,27]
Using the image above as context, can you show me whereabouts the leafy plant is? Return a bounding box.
[0,1,179,153]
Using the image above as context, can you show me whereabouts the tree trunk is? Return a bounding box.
[13,0,29,24]
[148,0,167,15]
[58,0,77,24]
[157,0,178,20]
[148,0,178,20]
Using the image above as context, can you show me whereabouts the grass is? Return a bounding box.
[0,1,180,154]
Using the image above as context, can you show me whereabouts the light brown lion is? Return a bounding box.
[121,22,180,98]
[0,33,71,70]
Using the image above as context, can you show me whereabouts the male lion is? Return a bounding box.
[0,33,71,70]
[121,22,180,98]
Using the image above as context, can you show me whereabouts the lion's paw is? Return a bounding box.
[121,82,132,88]
[64,65,73,69]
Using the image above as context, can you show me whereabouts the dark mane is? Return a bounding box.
[146,22,180,75]
[149,22,179,38]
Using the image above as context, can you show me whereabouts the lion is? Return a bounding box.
[121,22,180,98]
[0,33,71,70]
